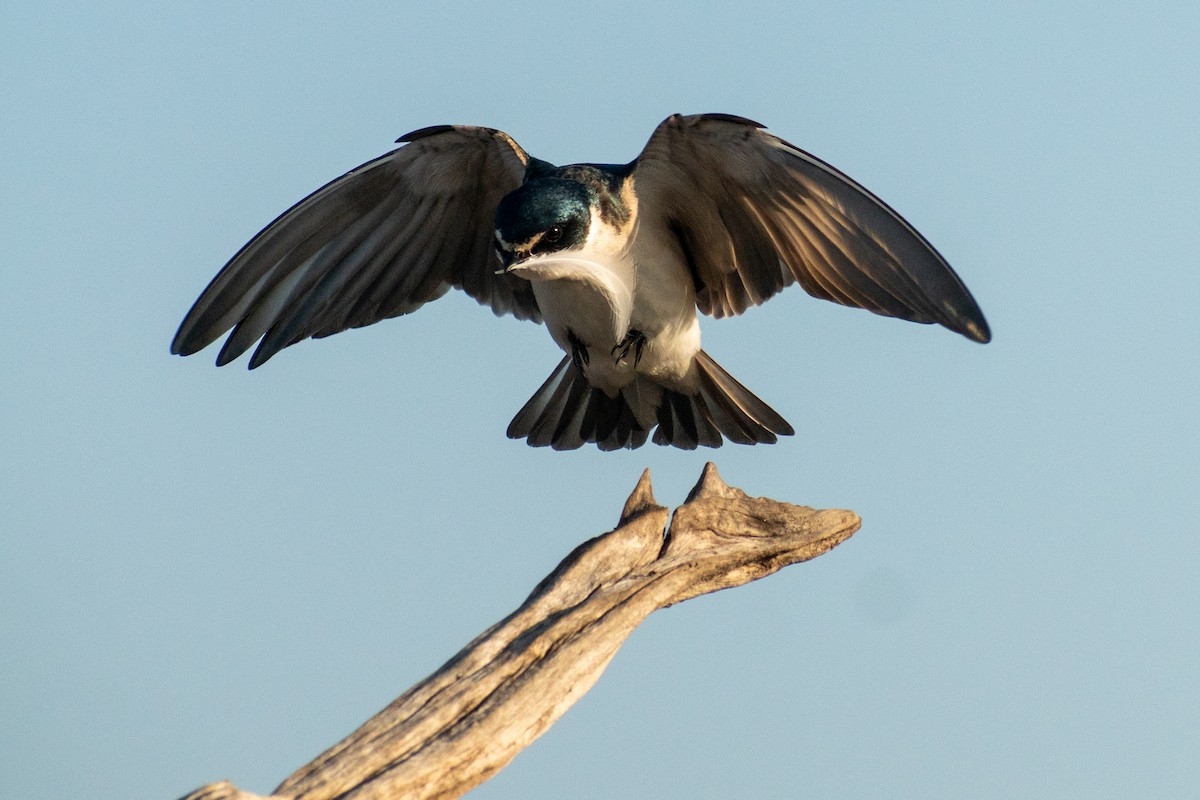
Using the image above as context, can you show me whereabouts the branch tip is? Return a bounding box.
[685,462,732,503]
[618,469,658,524]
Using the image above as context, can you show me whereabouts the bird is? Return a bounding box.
[172,113,990,451]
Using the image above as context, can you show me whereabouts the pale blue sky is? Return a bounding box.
[3,2,1197,798]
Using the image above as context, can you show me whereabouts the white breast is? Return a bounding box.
[625,221,704,390]
[507,252,636,392]
[508,225,705,396]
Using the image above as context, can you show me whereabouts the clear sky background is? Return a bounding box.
[3,2,1197,798]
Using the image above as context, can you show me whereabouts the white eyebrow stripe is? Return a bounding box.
[494,229,545,252]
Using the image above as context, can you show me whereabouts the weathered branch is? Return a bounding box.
[180,463,860,800]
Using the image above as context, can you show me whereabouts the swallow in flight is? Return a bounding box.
[172,113,990,450]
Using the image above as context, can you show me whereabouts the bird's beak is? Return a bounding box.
[495,247,521,275]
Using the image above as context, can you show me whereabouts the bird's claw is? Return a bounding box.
[568,329,590,372]
[611,329,647,367]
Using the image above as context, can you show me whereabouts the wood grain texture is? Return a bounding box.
[179,463,860,800]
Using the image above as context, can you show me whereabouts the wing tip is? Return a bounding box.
[949,305,992,344]
[966,321,992,344]
[170,328,272,369]
[171,324,226,361]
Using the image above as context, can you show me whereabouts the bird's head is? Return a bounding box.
[494,178,592,271]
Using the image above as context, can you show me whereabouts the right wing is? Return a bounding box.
[171,125,543,368]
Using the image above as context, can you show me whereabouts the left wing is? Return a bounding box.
[630,113,990,343]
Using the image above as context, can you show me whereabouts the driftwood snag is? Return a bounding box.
[180,463,860,800]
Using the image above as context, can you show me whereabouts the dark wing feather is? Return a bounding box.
[172,125,542,368]
[631,113,990,342]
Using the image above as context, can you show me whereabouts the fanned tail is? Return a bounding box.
[506,358,653,451]
[683,349,794,446]
[507,350,793,451]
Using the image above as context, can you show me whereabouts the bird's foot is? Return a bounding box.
[568,329,590,372]
[611,329,647,367]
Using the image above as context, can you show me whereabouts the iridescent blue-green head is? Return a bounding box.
[494,178,593,268]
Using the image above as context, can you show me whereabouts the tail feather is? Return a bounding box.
[683,392,725,448]
[507,357,570,438]
[582,388,615,444]
[694,350,794,437]
[507,350,792,451]
[550,373,593,450]
[526,371,576,448]
[653,390,721,449]
[695,381,762,445]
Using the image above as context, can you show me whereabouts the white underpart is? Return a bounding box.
[625,215,702,391]
[508,199,703,398]
[507,251,633,395]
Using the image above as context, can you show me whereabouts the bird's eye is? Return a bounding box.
[545,225,563,243]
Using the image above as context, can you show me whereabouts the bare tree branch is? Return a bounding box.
[179,463,860,800]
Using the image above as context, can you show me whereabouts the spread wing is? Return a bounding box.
[172,125,542,368]
[631,113,990,342]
